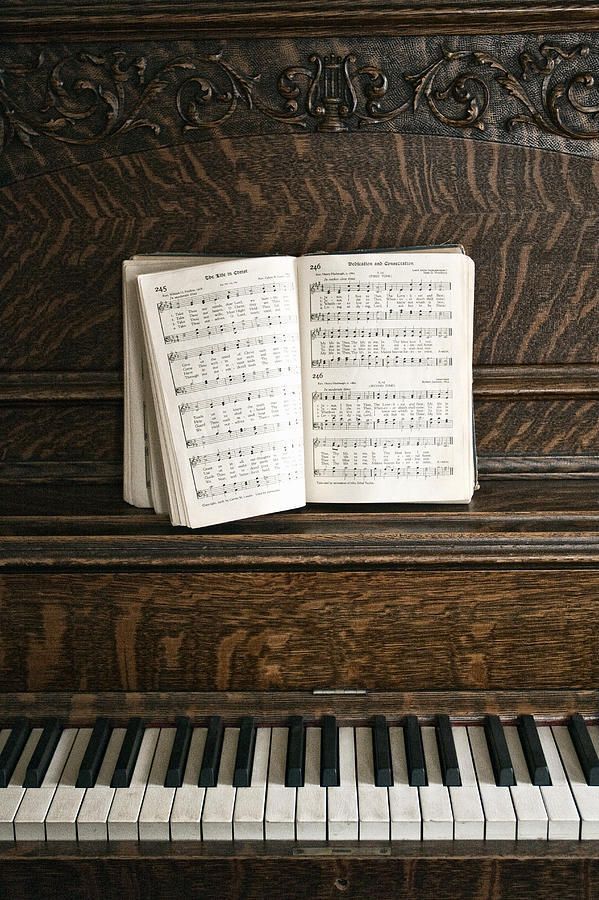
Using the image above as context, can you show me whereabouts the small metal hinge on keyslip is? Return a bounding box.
[312,689,368,695]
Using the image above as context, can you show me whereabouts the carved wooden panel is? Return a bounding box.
[2,34,599,185]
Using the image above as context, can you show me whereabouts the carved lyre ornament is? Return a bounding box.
[1,38,599,175]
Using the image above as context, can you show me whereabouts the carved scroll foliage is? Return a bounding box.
[0,40,598,163]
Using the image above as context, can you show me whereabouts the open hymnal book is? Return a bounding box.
[123,248,477,528]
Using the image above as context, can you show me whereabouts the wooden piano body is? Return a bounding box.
[1,1,599,896]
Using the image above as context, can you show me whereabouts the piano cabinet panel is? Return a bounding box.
[1,844,599,900]
[1,569,598,693]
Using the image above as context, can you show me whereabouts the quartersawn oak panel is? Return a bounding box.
[1,847,599,900]
[1,570,598,693]
[0,402,121,462]
[1,135,598,370]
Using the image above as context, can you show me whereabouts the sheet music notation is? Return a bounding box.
[164,314,295,344]
[185,418,301,448]
[311,356,453,369]
[313,466,454,479]
[196,469,303,500]
[313,437,454,449]
[309,280,451,294]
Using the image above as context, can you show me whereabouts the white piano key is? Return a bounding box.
[45,727,92,840]
[296,727,326,841]
[0,728,42,841]
[234,727,270,840]
[202,727,238,840]
[138,728,177,840]
[170,727,207,841]
[419,726,453,840]
[265,726,296,840]
[468,726,516,840]
[77,728,126,840]
[388,726,421,840]
[553,725,599,839]
[504,725,548,839]
[537,726,580,840]
[107,728,159,840]
[355,726,389,840]
[15,728,77,841]
[328,726,358,840]
[450,726,485,840]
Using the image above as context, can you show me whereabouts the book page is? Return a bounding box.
[297,252,475,503]
[123,256,229,511]
[137,257,306,528]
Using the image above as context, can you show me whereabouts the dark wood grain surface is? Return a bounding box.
[1,689,598,722]
[1,845,598,900]
[3,0,599,39]
[1,568,598,691]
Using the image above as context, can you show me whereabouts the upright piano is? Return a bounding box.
[1,1,599,896]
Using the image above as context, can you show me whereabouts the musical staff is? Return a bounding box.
[310,280,451,294]
[311,327,452,340]
[310,310,453,322]
[158,280,288,312]
[191,440,294,467]
[168,332,288,363]
[196,469,303,500]
[186,418,300,448]
[312,389,452,402]
[174,365,297,394]
[164,314,295,344]
[313,437,454,449]
[311,356,452,369]
[312,417,452,431]
[313,466,454,478]
[180,385,298,414]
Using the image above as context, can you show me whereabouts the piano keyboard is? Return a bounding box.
[1,714,598,842]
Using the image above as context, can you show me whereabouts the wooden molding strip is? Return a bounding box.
[1,367,598,401]
[2,1,599,40]
[0,689,598,720]
[1,530,598,567]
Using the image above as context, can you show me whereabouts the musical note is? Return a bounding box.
[168,332,288,363]
[311,356,453,368]
[310,280,451,294]
[311,327,452,340]
[179,385,299,415]
[185,418,301,448]
[196,469,303,499]
[174,365,297,394]
[312,417,452,431]
[158,279,289,311]
[311,390,452,402]
[313,437,454,449]
[164,314,295,344]
[313,466,454,479]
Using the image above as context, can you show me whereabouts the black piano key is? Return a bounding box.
[436,714,461,787]
[233,716,256,787]
[285,716,305,788]
[0,718,31,788]
[404,715,427,787]
[320,715,339,787]
[518,715,551,787]
[568,713,599,786]
[199,716,224,787]
[76,717,111,788]
[484,715,516,787]
[372,715,393,787]
[23,718,62,788]
[110,717,144,788]
[165,716,192,788]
